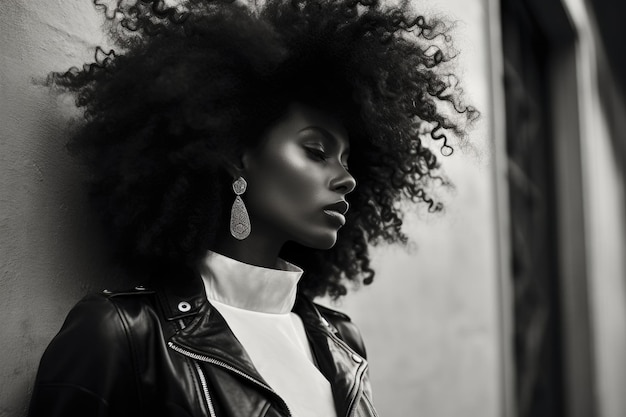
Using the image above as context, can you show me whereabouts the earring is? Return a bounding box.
[230,177,251,240]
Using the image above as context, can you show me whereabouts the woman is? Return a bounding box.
[28,0,475,416]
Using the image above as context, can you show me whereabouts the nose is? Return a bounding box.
[330,167,357,195]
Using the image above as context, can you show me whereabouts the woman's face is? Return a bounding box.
[240,102,356,249]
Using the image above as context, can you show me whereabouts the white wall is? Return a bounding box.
[0,0,505,416]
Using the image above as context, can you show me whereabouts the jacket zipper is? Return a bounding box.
[192,360,217,417]
[168,341,292,417]
[175,320,217,417]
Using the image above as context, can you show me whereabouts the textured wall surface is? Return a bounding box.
[0,1,502,416]
[1,2,129,416]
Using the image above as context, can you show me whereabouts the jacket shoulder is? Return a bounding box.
[61,291,146,335]
[64,287,158,328]
[41,288,158,363]
[314,303,368,359]
[29,291,152,416]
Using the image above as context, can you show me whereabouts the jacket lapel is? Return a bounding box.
[294,296,367,417]
[157,272,365,417]
[157,273,268,384]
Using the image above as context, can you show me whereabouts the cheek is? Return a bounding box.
[247,146,323,219]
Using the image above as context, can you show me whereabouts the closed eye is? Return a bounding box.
[304,146,328,161]
[305,146,352,173]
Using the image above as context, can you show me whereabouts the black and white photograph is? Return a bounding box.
[1,0,625,416]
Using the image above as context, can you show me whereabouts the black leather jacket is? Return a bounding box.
[28,275,378,417]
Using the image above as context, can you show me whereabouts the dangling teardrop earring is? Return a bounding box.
[230,177,251,240]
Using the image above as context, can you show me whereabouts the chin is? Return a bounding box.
[297,232,338,250]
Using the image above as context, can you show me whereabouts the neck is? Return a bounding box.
[212,226,286,269]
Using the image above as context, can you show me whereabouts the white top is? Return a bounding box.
[198,250,337,417]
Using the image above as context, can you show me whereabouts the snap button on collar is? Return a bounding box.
[135,285,146,291]
[352,354,363,363]
[178,301,191,312]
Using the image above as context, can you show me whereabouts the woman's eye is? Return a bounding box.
[305,146,327,161]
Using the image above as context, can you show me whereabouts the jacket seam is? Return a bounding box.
[345,363,367,417]
[106,296,145,415]
[363,393,378,417]
[259,401,271,417]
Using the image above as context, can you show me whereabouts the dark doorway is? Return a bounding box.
[500,1,564,416]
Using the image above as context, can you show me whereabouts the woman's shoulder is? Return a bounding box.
[30,288,161,416]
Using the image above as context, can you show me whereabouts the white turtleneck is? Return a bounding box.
[197,250,337,417]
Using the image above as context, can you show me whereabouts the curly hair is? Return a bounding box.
[48,0,477,298]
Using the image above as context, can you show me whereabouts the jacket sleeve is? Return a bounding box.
[28,294,141,417]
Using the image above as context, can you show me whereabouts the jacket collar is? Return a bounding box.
[156,271,366,417]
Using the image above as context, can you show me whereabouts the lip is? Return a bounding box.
[323,209,346,226]
[322,201,349,227]
[323,201,349,215]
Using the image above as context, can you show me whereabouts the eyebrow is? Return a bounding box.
[298,126,351,155]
